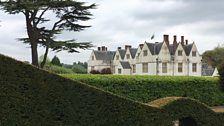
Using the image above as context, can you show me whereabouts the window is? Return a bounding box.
[178,63,183,72]
[92,56,94,60]
[91,66,94,70]
[133,65,136,73]
[143,50,147,56]
[138,53,140,56]
[116,55,119,60]
[162,63,167,73]
[118,68,122,74]
[178,50,182,56]
[192,63,197,72]
[126,54,130,59]
[142,63,148,73]
[192,51,196,57]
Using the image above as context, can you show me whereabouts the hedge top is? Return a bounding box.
[1,53,224,126]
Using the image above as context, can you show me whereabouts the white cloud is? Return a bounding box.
[0,0,224,64]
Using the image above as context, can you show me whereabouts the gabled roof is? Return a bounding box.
[93,51,115,60]
[118,49,126,60]
[130,48,137,58]
[146,42,164,55]
[120,61,131,69]
[183,43,194,56]
[168,44,174,55]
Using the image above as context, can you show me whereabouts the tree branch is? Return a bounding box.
[35,7,49,25]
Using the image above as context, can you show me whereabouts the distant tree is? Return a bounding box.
[202,45,224,67]
[218,63,224,91]
[39,54,50,66]
[72,64,86,74]
[83,62,87,69]
[0,0,96,68]
[51,55,61,66]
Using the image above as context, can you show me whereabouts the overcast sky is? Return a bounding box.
[0,0,224,64]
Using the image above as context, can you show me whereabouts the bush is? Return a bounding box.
[90,70,100,74]
[101,68,112,74]
[44,64,74,74]
[1,54,224,126]
[62,74,224,106]
[218,63,224,91]
[72,64,87,74]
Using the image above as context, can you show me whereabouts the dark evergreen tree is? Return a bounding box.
[0,0,96,68]
[51,55,61,66]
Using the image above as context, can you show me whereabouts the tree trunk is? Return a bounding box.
[25,10,39,67]
[31,42,39,67]
[40,43,49,68]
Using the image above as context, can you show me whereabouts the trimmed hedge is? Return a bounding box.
[148,97,224,126]
[62,74,224,106]
[0,54,171,126]
[1,54,224,126]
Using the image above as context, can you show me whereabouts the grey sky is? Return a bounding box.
[0,0,224,64]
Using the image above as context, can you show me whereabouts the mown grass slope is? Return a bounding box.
[62,74,224,106]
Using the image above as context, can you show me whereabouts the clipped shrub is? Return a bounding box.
[90,69,100,74]
[1,54,224,126]
[62,74,224,106]
[101,68,112,74]
[218,63,224,91]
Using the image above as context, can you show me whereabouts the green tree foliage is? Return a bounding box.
[202,45,224,67]
[218,63,224,91]
[72,64,86,74]
[39,54,50,65]
[51,55,61,66]
[0,0,96,68]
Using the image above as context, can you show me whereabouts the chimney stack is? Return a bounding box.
[163,34,169,46]
[139,44,144,49]
[125,45,131,50]
[102,46,106,51]
[173,35,177,53]
[185,40,188,45]
[98,47,101,51]
[181,36,184,45]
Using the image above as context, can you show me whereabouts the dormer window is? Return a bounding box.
[178,50,182,56]
[192,51,196,57]
[126,54,130,59]
[116,55,119,60]
[143,50,147,56]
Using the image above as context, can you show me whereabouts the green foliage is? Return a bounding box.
[38,54,50,65]
[148,97,224,126]
[72,64,87,74]
[62,74,224,106]
[202,46,224,67]
[51,55,61,66]
[218,63,224,91]
[44,64,74,74]
[73,61,87,69]
[0,54,224,125]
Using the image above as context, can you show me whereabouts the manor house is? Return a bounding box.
[88,34,202,76]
